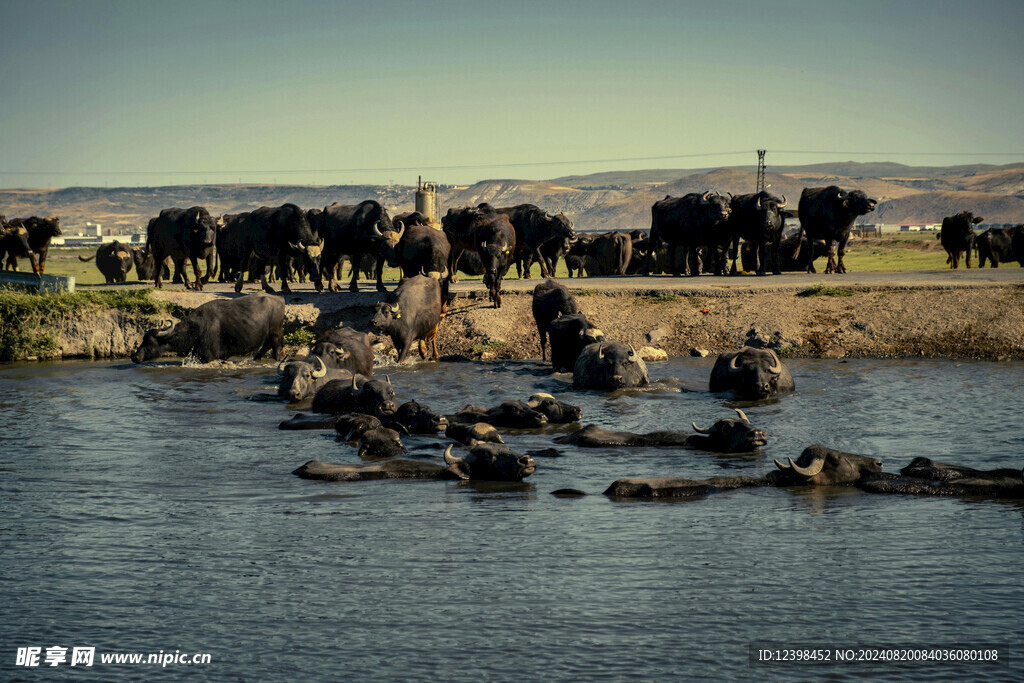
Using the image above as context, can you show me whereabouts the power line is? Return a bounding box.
[1,150,1021,177]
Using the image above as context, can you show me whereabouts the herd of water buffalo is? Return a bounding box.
[124,269,1024,502]
[4,184,1022,292]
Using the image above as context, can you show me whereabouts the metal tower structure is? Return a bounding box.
[756,150,766,193]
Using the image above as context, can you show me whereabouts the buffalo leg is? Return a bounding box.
[534,247,551,278]
[448,248,463,284]
[191,257,203,291]
[824,240,836,274]
[278,255,292,294]
[757,241,768,276]
[374,254,387,293]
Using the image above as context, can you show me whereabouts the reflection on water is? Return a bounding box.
[1,357,1023,680]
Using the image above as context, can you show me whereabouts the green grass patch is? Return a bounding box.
[573,289,595,296]
[471,340,507,355]
[639,293,679,304]
[797,284,857,298]
[0,289,175,361]
[283,322,317,348]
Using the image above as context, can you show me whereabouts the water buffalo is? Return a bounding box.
[277,354,353,403]
[939,211,983,269]
[548,313,604,373]
[2,216,61,273]
[860,457,1024,497]
[493,204,576,279]
[318,200,397,292]
[573,341,649,390]
[741,234,826,273]
[369,275,443,363]
[727,191,788,276]
[293,443,535,482]
[532,279,579,360]
[0,220,39,275]
[645,192,732,276]
[445,422,504,445]
[131,244,169,282]
[1012,225,1024,267]
[382,400,449,434]
[215,212,251,283]
[384,222,450,282]
[334,413,384,440]
[230,204,323,294]
[144,206,219,290]
[709,347,794,400]
[793,186,877,274]
[131,293,284,363]
[311,327,375,376]
[564,234,594,277]
[312,374,397,417]
[355,427,407,459]
[448,401,549,429]
[525,393,582,423]
[555,409,765,453]
[587,232,633,276]
[78,241,134,283]
[476,209,516,308]
[766,444,883,487]
[974,227,1016,268]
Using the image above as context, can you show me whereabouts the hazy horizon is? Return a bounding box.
[2,0,1022,189]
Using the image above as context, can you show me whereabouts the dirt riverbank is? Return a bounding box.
[141,281,1024,362]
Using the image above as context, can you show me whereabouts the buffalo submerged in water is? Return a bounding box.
[709,347,794,400]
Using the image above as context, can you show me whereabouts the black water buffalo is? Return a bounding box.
[564,233,594,277]
[311,327,375,376]
[369,275,442,363]
[229,204,323,294]
[382,400,449,435]
[532,279,578,360]
[573,341,649,390]
[709,347,794,400]
[78,241,135,283]
[131,293,284,363]
[556,409,765,453]
[392,211,432,228]
[1012,225,1024,267]
[645,192,732,276]
[0,220,39,275]
[793,186,877,274]
[131,244,169,282]
[861,457,1024,497]
[312,375,397,417]
[975,227,1017,268]
[448,401,548,429]
[293,443,535,482]
[536,235,573,278]
[385,223,450,284]
[741,234,827,273]
[939,211,983,269]
[2,215,61,273]
[442,204,515,301]
[587,232,633,276]
[144,207,219,289]
[445,422,504,445]
[215,212,251,283]
[767,444,883,487]
[354,427,407,459]
[548,313,604,372]
[493,204,576,279]
[727,192,788,276]
[277,354,353,403]
[525,393,581,423]
[318,200,397,292]
[334,414,384,440]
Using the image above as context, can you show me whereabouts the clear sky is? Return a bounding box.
[1,0,1022,188]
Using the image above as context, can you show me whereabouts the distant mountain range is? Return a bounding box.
[3,162,1022,234]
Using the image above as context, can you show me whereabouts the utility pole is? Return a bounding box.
[756,150,766,193]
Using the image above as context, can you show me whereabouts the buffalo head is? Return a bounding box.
[572,341,649,390]
[709,346,795,400]
[443,443,536,481]
[690,409,767,452]
[277,355,328,402]
[768,444,883,487]
[131,320,179,363]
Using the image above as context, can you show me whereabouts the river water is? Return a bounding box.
[2,356,1023,679]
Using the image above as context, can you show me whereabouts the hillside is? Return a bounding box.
[2,162,1022,235]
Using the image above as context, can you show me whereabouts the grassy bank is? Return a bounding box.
[0,289,175,360]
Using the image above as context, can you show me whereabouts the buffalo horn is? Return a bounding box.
[728,353,742,371]
[767,351,782,375]
[788,457,824,478]
[311,356,327,379]
[597,343,605,360]
[373,221,383,237]
[344,429,356,441]
[692,422,709,434]
[734,408,750,424]
[701,191,712,202]
[351,375,359,391]
[627,344,637,360]
[276,356,292,375]
[287,241,301,253]
[443,444,462,466]
[778,194,787,209]
[386,375,392,388]
[390,304,400,314]
[774,459,791,471]
[755,195,763,211]
[394,221,405,241]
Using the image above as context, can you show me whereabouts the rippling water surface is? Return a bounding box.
[2,357,1023,680]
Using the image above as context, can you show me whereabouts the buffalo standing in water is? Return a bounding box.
[369,275,443,363]
[573,342,649,390]
[709,347,794,400]
[531,279,579,361]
